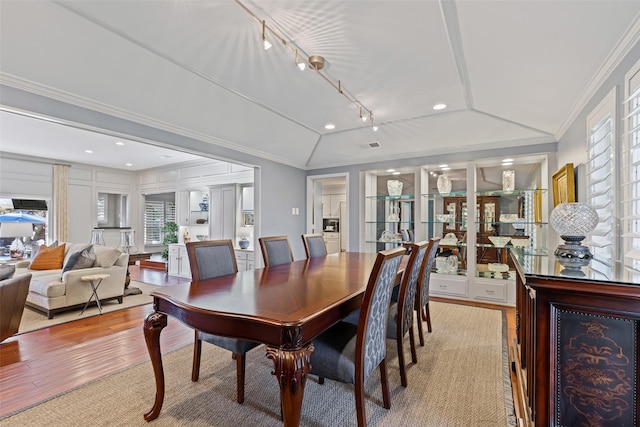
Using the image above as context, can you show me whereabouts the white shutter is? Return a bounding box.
[622,60,640,270]
[144,201,175,244]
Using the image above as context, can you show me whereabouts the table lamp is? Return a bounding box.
[237,226,252,249]
[549,202,598,269]
[90,229,105,246]
[119,229,138,254]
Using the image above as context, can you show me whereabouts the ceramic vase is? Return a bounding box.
[502,170,515,193]
[437,174,452,194]
[387,180,403,197]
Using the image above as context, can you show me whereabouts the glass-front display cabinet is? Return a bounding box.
[418,156,551,306]
[364,170,416,252]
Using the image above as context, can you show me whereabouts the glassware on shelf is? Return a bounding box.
[488,236,511,247]
[437,174,452,194]
[502,170,515,193]
[387,179,403,197]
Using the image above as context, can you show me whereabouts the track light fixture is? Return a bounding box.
[236,0,375,129]
[371,112,378,131]
[262,20,272,50]
[295,49,306,71]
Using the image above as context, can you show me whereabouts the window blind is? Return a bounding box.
[144,201,175,244]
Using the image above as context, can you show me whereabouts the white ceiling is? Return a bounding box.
[1,0,639,171]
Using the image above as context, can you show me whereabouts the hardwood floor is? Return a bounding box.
[0,266,520,421]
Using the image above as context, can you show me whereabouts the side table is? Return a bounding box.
[80,274,110,315]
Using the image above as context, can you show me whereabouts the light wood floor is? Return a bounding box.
[0,266,520,421]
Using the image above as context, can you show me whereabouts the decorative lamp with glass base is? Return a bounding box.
[549,203,598,270]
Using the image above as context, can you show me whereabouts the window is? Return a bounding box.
[622,59,640,271]
[144,199,175,244]
[586,89,615,267]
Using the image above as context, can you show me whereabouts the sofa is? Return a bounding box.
[14,243,129,319]
[0,272,32,342]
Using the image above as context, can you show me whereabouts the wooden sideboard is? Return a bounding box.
[510,250,639,427]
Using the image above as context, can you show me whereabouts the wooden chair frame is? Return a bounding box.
[258,235,294,267]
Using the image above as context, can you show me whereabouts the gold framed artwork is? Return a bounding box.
[552,163,575,207]
[534,188,543,223]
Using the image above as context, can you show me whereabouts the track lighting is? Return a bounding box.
[237,1,376,127]
[262,20,272,50]
[295,50,306,71]
[371,112,378,131]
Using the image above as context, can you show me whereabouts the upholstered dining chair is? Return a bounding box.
[259,235,294,266]
[416,237,440,346]
[387,240,428,387]
[185,240,260,404]
[0,272,32,343]
[310,246,406,427]
[301,233,327,258]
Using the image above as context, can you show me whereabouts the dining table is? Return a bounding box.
[143,251,406,426]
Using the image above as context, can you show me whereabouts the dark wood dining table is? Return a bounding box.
[143,251,405,426]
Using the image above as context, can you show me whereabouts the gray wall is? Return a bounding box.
[0,85,308,261]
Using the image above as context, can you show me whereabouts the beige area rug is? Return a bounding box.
[17,281,158,334]
[1,302,517,427]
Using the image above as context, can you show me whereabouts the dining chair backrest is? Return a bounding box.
[185,240,238,281]
[301,233,327,258]
[397,241,428,337]
[259,236,294,267]
[417,238,440,310]
[357,246,406,383]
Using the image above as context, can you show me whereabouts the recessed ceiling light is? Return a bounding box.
[324,123,335,130]
[433,103,447,110]
[115,141,125,146]
[442,167,451,171]
[438,164,448,168]
[387,169,396,173]
[84,150,93,154]
[392,171,400,175]
[503,162,513,166]
[125,163,133,167]
[502,158,514,163]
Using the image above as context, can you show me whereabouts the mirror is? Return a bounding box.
[97,193,128,227]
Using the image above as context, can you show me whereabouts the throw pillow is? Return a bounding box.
[94,246,122,268]
[28,243,66,270]
[0,264,15,280]
[61,245,96,276]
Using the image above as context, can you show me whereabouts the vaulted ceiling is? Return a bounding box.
[1,0,639,170]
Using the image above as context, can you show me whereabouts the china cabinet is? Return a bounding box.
[365,194,415,250]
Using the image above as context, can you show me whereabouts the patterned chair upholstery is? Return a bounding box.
[185,240,260,404]
[259,236,294,266]
[386,240,428,387]
[309,247,406,427]
[416,237,440,346]
[301,233,327,258]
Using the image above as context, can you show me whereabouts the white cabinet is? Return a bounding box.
[209,185,236,240]
[168,244,191,278]
[322,194,345,218]
[235,250,254,271]
[324,233,340,254]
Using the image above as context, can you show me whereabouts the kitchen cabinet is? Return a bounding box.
[322,194,345,218]
[167,243,191,278]
[209,185,236,240]
[323,232,340,254]
[235,249,254,271]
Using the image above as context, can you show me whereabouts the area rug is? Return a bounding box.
[17,281,159,334]
[1,302,517,426]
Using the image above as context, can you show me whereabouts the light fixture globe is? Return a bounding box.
[549,203,598,269]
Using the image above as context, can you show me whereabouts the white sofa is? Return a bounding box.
[15,244,129,319]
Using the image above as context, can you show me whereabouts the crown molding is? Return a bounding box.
[555,15,640,140]
[0,73,305,170]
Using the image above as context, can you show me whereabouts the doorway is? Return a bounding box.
[307,174,349,254]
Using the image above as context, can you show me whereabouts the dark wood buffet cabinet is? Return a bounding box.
[510,250,639,427]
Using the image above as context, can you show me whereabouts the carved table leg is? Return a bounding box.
[143,311,168,421]
[267,343,314,427]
